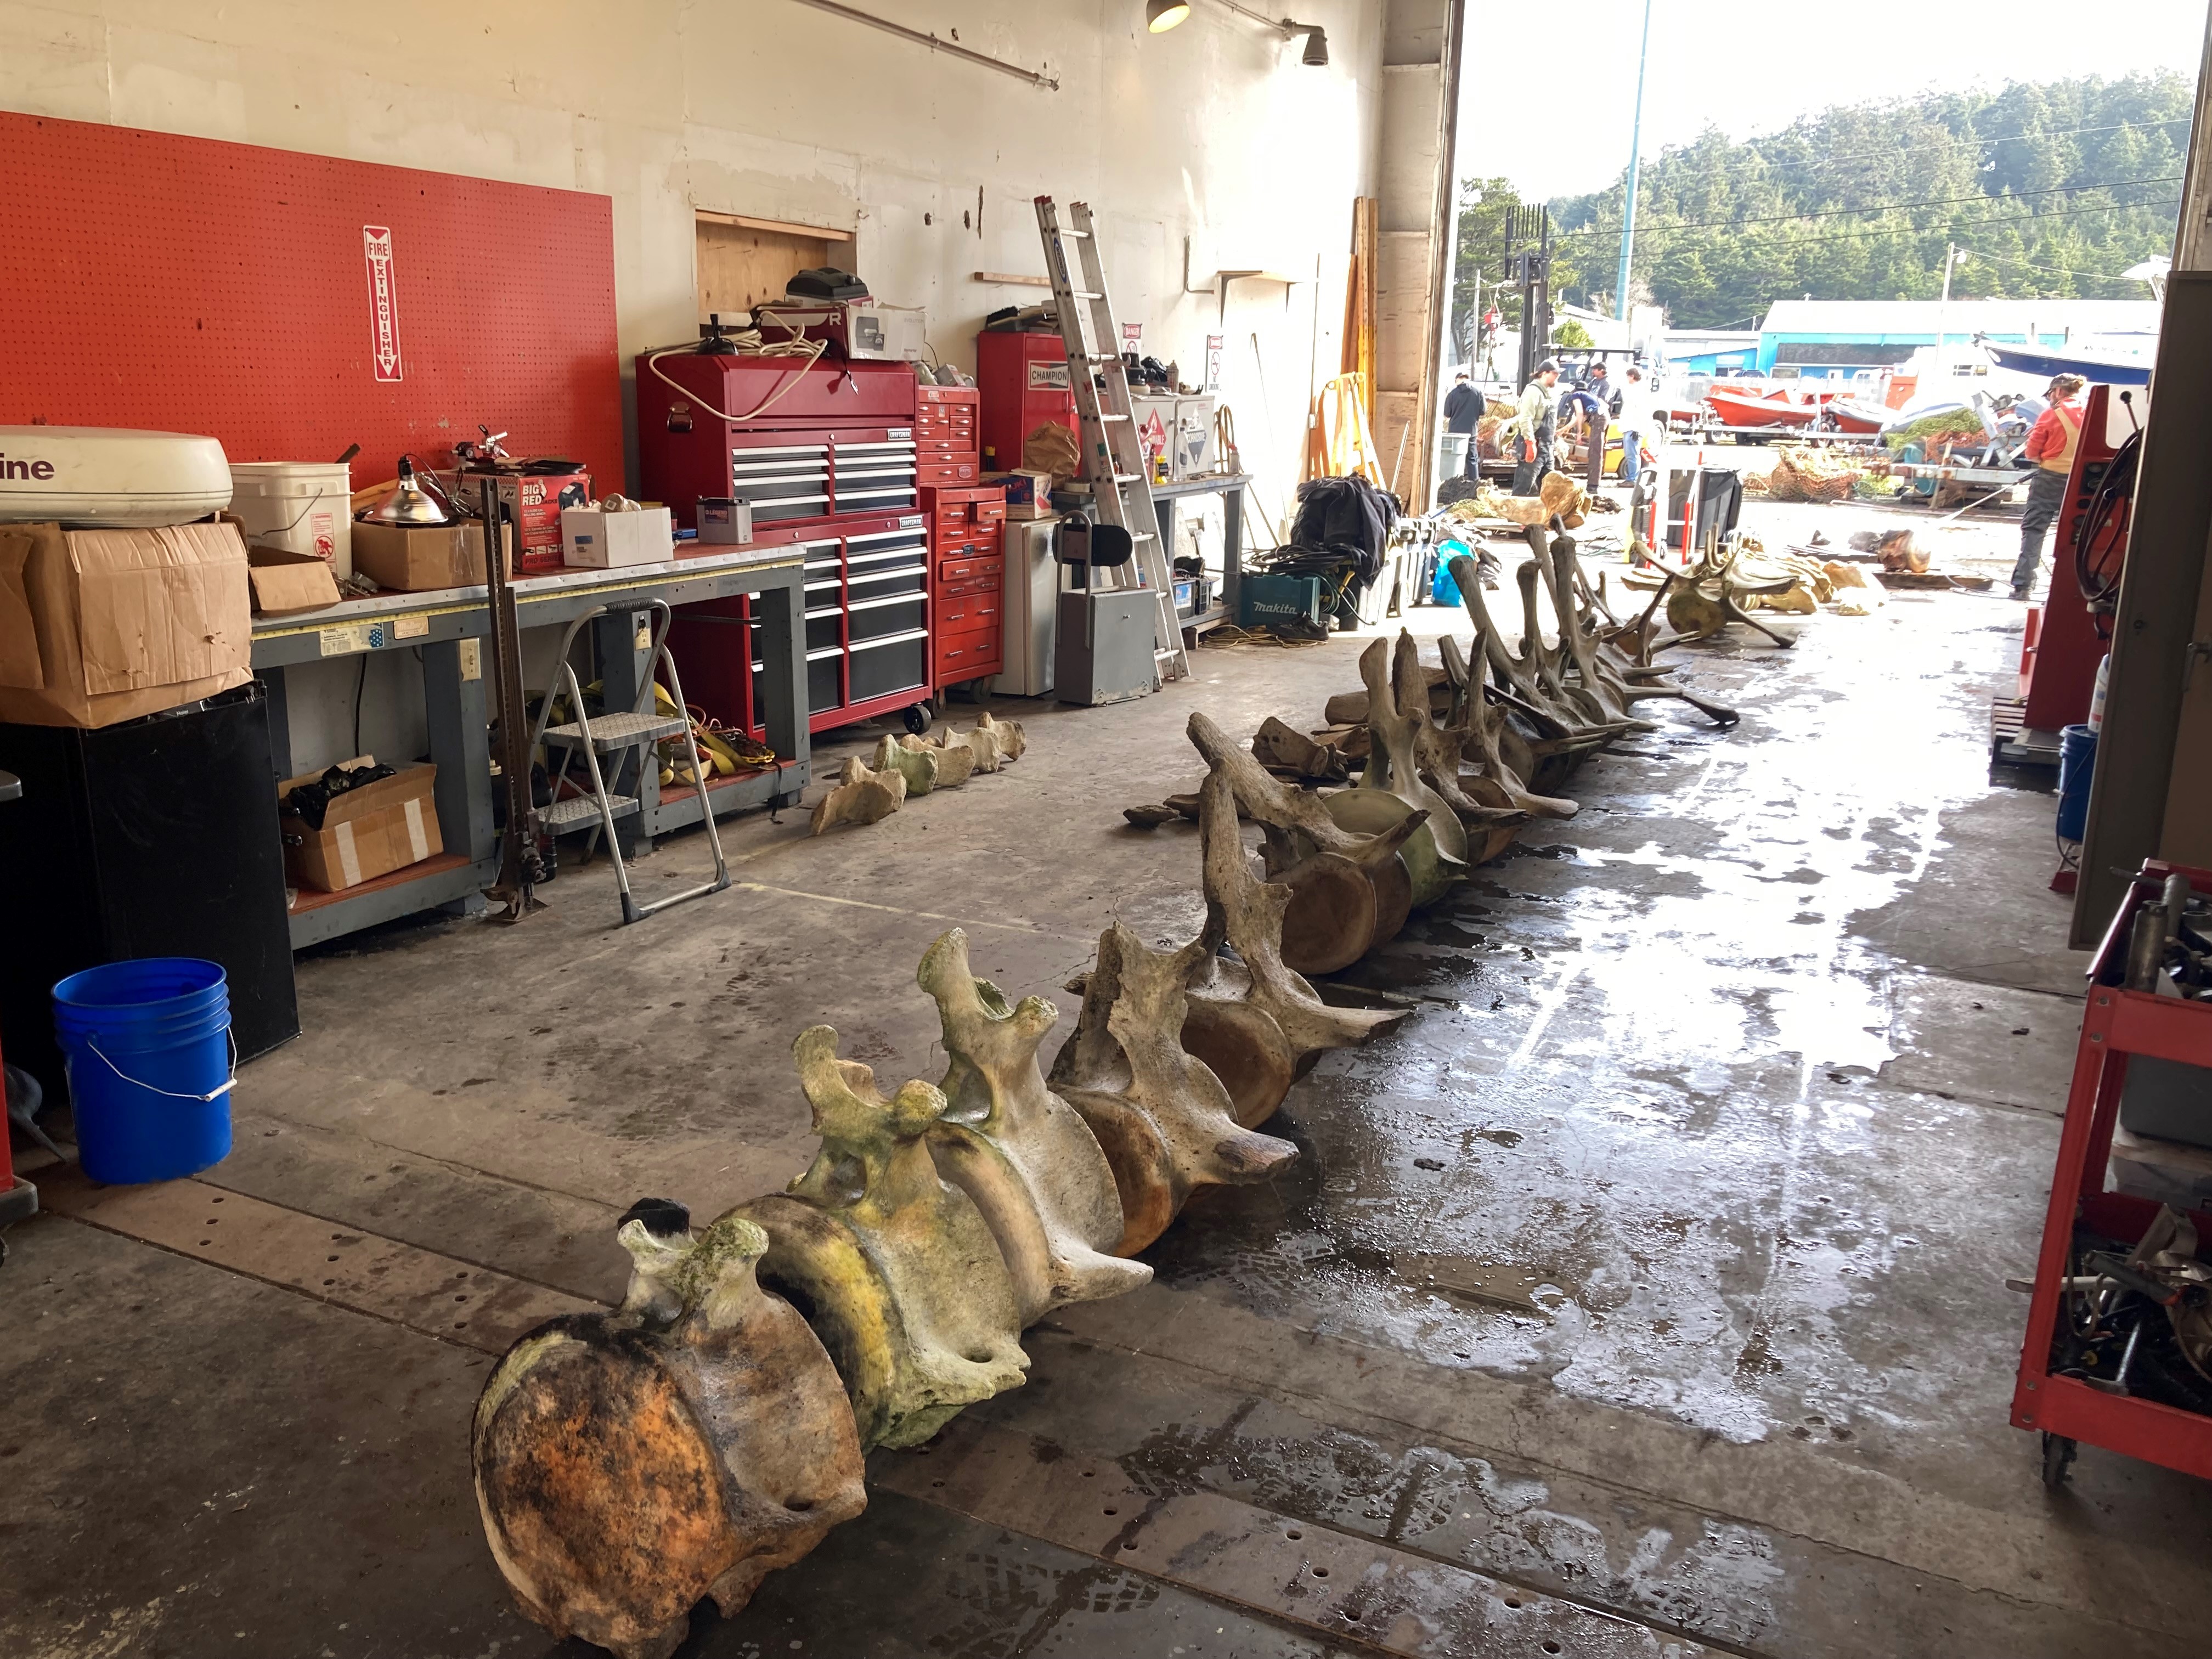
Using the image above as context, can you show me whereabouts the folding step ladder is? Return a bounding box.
[1033,196,1189,682]
[529,599,731,926]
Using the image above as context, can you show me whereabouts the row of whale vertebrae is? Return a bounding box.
[470,761,1401,1659]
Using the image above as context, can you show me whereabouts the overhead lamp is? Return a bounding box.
[1147,0,1192,30]
[1297,24,1328,65]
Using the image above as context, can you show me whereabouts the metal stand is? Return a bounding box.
[473,476,545,919]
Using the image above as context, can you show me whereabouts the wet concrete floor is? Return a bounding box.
[7,497,2209,1658]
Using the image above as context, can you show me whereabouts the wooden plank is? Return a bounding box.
[876,1417,1708,1658]
[696,210,854,240]
[973,271,1053,287]
[38,1165,598,1353]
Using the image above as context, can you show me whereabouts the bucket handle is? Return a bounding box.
[72,1029,238,1104]
[266,485,337,538]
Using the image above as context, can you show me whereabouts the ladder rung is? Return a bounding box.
[1060,229,1091,239]
[1072,290,1104,300]
[1100,413,1130,422]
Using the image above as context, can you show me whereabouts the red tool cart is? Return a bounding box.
[2013,859,2212,1486]
[925,484,1007,695]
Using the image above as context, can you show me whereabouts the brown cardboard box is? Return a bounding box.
[350,521,512,593]
[0,520,252,729]
[247,545,343,615]
[278,759,443,893]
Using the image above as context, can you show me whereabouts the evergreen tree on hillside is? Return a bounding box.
[1542,72,2189,327]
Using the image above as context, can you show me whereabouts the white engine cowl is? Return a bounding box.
[0,426,234,528]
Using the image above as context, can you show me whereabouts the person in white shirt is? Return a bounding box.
[1615,365,1656,486]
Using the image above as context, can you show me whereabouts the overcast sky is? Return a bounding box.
[1462,0,2210,201]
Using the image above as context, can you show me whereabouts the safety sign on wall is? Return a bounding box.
[362,226,404,382]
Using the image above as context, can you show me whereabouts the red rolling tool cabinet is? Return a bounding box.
[2013,860,2212,1487]
[916,385,981,487]
[926,485,1008,693]
[977,330,1086,478]
[1996,384,2143,764]
[639,351,935,737]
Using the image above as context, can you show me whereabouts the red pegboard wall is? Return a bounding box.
[0,112,623,490]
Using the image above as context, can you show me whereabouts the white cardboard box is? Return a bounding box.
[562,505,674,568]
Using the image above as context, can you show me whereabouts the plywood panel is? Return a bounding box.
[0,111,622,489]
[697,219,843,320]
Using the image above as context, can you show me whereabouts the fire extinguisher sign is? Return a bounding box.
[362,226,404,383]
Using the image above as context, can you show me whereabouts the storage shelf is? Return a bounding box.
[287,853,495,950]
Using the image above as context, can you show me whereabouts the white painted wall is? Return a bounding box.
[2,0,1386,768]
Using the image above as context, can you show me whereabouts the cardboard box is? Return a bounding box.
[350,521,512,593]
[246,545,343,616]
[278,759,442,893]
[562,505,674,568]
[437,471,592,573]
[982,470,1055,518]
[0,520,252,729]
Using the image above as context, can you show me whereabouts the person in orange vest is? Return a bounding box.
[2011,373,2089,601]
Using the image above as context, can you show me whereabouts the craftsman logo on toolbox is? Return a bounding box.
[361,226,404,383]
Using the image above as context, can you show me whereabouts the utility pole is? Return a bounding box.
[1615,0,1654,323]
[1936,241,1961,370]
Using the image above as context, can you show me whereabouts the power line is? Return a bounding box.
[1608,197,2179,254]
[1554,175,2181,238]
[1711,115,2193,176]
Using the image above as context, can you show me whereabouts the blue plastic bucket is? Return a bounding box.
[2056,723,2098,843]
[52,958,235,1184]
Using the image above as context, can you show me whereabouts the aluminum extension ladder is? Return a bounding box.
[528,599,730,926]
[1033,196,1189,682]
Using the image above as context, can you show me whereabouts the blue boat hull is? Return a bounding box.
[1982,340,2152,386]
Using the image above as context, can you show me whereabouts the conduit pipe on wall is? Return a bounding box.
[787,0,1060,89]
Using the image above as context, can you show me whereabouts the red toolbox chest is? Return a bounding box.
[924,484,1007,691]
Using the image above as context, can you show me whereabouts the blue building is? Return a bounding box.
[1752,299,2160,380]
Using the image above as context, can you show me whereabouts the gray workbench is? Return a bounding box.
[253,545,810,949]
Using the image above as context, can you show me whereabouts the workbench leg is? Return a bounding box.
[758,574,810,810]
[424,637,495,919]
[1223,486,1244,620]
[594,609,657,857]
[258,668,294,785]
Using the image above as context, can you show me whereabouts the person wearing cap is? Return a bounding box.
[1443,368,1486,478]
[2011,373,2089,600]
[1510,360,1561,495]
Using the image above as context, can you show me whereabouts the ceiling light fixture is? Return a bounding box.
[1146,0,1192,30]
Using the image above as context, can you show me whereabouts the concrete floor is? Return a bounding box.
[9,495,2211,1658]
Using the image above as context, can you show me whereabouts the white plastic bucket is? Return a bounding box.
[228,461,353,578]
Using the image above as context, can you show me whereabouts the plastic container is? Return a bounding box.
[228,461,353,578]
[52,958,234,1184]
[2089,653,2112,732]
[2056,723,2098,843]
[1431,538,1472,607]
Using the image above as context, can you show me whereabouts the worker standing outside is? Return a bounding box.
[2011,373,2088,601]
[1615,365,1654,487]
[1442,368,1486,478]
[1510,359,1562,496]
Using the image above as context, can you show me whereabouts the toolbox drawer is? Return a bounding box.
[934,635,1002,682]
[936,589,1001,635]
[849,632,928,703]
[917,458,980,487]
[806,651,843,713]
[804,608,843,653]
[849,592,928,642]
[937,555,1003,585]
